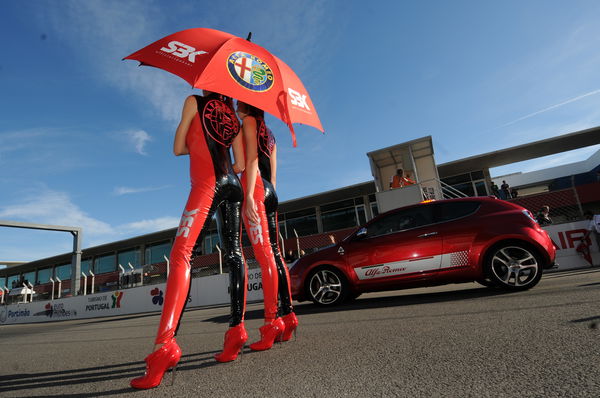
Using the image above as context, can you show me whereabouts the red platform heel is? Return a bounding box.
[214,323,248,362]
[279,312,298,342]
[249,317,285,351]
[130,338,182,389]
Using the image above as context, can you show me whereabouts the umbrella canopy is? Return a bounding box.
[124,28,323,146]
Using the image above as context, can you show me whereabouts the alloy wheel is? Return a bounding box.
[490,246,539,288]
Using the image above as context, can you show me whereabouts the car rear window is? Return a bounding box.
[434,201,480,223]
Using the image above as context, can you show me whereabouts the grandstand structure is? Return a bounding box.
[1,127,599,303]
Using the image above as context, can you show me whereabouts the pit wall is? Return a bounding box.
[1,222,598,325]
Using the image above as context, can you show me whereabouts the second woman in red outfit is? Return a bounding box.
[234,101,298,351]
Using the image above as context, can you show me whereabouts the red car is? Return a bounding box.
[289,197,556,306]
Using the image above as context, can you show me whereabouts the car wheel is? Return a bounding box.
[306,267,347,306]
[484,243,543,291]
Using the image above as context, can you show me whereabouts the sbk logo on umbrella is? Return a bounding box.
[288,88,310,111]
[160,41,207,63]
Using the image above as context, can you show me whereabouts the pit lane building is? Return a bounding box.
[1,126,599,301]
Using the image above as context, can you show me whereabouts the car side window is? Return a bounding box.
[367,206,434,238]
[434,201,480,223]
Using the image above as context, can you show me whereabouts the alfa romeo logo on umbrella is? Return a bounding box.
[227,52,274,92]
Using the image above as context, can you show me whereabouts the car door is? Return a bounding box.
[342,204,442,287]
[432,201,482,270]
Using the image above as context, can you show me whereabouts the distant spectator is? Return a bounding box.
[490,182,499,197]
[536,205,552,226]
[500,180,510,200]
[389,169,416,189]
[12,280,16,289]
[285,250,297,263]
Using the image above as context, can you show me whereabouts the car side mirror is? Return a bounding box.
[355,227,367,239]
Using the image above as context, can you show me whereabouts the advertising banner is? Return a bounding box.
[543,221,600,270]
[1,270,265,325]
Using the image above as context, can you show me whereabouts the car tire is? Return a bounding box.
[305,267,348,306]
[483,242,543,291]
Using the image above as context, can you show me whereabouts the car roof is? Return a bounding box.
[373,196,507,220]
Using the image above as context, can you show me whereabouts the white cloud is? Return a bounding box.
[118,217,180,233]
[113,185,170,196]
[117,129,152,155]
[36,1,332,123]
[0,187,181,259]
[0,189,113,236]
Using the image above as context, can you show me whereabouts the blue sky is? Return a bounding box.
[2,0,600,262]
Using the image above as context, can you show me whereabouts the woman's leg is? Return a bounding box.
[155,186,216,345]
[216,199,247,326]
[263,183,294,315]
[243,199,279,322]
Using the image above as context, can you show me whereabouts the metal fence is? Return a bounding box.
[507,181,600,224]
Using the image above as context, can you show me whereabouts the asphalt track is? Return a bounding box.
[1,268,599,398]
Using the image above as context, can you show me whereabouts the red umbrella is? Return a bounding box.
[124,28,323,146]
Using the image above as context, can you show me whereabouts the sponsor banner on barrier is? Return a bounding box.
[1,271,265,325]
[544,221,600,270]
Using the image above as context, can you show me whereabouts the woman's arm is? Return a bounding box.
[173,96,197,156]
[242,116,260,224]
[270,143,277,190]
[231,133,245,174]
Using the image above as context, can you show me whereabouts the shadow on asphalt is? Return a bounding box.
[0,350,221,396]
[202,285,513,324]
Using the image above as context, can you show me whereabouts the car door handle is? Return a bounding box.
[418,232,438,238]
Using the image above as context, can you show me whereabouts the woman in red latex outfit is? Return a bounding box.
[234,101,298,351]
[130,92,248,389]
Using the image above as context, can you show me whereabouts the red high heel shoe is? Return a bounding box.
[214,323,248,362]
[279,312,298,342]
[130,338,182,389]
[249,318,285,351]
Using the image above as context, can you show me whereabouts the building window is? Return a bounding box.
[284,208,318,237]
[371,202,379,218]
[322,207,357,232]
[7,275,20,289]
[118,249,141,269]
[320,198,367,232]
[22,271,35,285]
[145,242,172,265]
[202,232,222,255]
[81,259,93,275]
[55,264,71,280]
[36,268,52,284]
[95,254,116,274]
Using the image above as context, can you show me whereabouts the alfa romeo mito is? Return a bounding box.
[289,197,556,306]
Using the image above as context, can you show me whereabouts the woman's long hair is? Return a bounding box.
[237,101,264,119]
